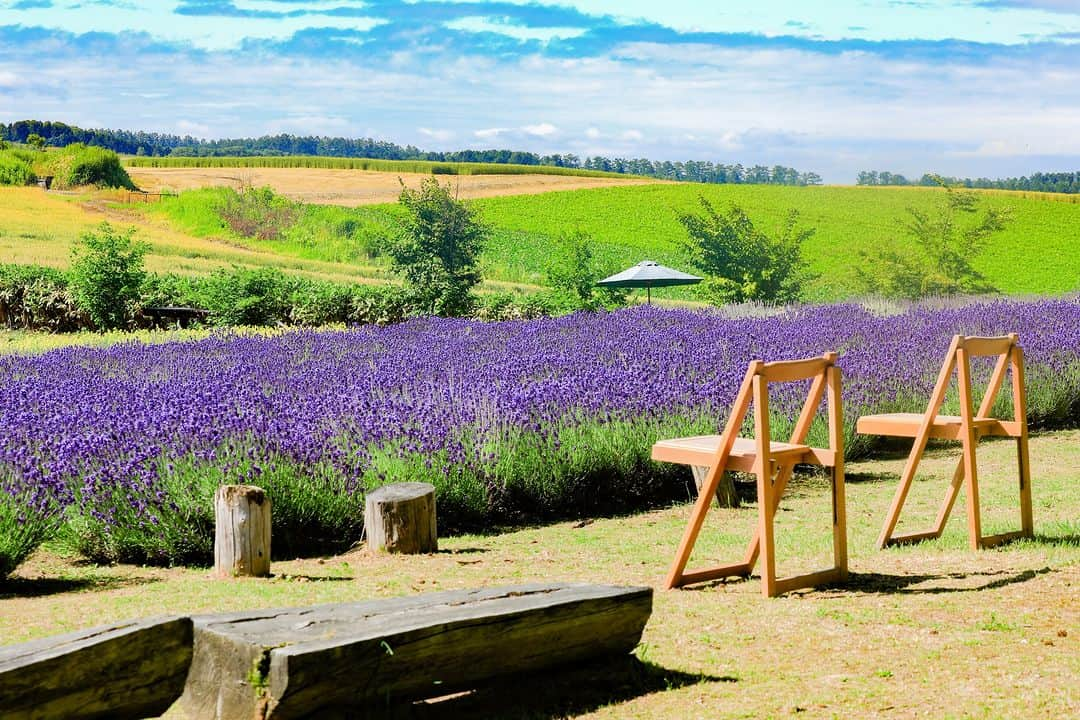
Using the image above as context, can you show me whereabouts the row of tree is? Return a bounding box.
[857,170,1080,194]
[0,120,817,186]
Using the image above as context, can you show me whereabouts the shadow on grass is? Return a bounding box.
[349,655,729,720]
[0,574,159,599]
[1030,533,1080,548]
[838,567,1052,595]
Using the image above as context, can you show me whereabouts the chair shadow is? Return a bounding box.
[0,574,159,599]
[835,567,1051,595]
[1031,534,1080,548]
[345,655,729,720]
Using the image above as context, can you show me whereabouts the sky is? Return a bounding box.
[1,0,1079,183]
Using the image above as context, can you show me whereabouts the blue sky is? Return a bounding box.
[1,0,1078,182]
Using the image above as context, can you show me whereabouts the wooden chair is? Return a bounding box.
[857,334,1033,550]
[652,353,847,597]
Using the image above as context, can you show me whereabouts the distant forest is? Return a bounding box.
[0,119,821,186]
[857,169,1080,194]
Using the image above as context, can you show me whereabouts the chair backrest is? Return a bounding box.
[922,334,1026,430]
[711,353,843,466]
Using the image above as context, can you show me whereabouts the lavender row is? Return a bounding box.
[1,299,1078,562]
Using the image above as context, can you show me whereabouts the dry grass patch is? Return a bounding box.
[128,167,661,207]
[1,431,1077,718]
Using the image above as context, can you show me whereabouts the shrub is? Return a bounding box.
[220,186,299,240]
[857,183,1011,298]
[69,223,148,330]
[0,150,36,186]
[546,231,627,311]
[0,264,87,331]
[202,267,299,326]
[679,198,815,305]
[388,178,488,317]
[49,144,134,189]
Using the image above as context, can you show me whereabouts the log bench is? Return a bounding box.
[175,583,652,719]
[0,584,651,720]
[0,616,192,720]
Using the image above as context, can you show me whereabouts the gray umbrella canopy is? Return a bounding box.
[596,260,701,303]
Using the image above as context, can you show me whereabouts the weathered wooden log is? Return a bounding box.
[364,481,437,554]
[215,484,271,578]
[175,582,652,719]
[691,465,740,508]
[0,616,193,720]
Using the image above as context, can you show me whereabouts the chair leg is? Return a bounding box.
[757,460,778,598]
[742,464,793,570]
[960,433,982,550]
[877,446,925,548]
[931,461,965,537]
[832,465,848,580]
[1017,435,1034,538]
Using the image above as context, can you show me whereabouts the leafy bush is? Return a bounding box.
[389,178,488,317]
[546,231,627,311]
[69,223,148,330]
[0,264,87,331]
[220,185,299,240]
[679,198,815,305]
[857,183,1011,298]
[49,144,134,189]
[201,267,300,326]
[0,150,36,186]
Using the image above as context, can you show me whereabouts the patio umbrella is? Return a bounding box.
[596,260,702,304]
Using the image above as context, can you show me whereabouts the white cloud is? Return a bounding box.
[0,70,18,88]
[620,129,643,141]
[585,127,601,139]
[419,127,456,142]
[444,16,588,43]
[474,127,510,139]
[175,119,211,137]
[522,122,558,137]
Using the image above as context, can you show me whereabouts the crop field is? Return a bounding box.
[469,184,1080,300]
[2,298,1077,570]
[127,166,660,207]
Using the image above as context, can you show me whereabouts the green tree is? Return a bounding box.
[69,222,148,330]
[26,133,45,150]
[678,198,815,305]
[857,183,1010,298]
[546,231,626,311]
[388,178,487,317]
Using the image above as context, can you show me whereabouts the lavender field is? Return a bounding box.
[2,299,1079,570]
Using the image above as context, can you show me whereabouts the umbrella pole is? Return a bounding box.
[647,286,651,305]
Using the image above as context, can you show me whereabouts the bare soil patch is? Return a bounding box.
[128,167,661,206]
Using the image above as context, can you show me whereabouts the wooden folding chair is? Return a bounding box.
[857,334,1033,550]
[652,353,847,597]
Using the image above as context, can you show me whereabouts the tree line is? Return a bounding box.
[857,169,1080,194]
[0,119,818,186]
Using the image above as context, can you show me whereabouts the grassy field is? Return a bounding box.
[124,155,638,179]
[4,179,1079,305]
[469,184,1080,301]
[3,430,1077,718]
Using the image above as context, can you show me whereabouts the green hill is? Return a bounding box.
[470,184,1080,302]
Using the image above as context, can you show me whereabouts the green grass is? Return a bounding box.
[2,430,1077,718]
[124,155,635,179]
[468,184,1080,301]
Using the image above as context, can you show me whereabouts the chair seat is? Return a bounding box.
[651,435,816,473]
[856,413,1018,440]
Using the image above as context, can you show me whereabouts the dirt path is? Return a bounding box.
[128,167,661,207]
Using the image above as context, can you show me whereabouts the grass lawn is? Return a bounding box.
[2,430,1076,718]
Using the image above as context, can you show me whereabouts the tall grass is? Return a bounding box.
[124,155,635,179]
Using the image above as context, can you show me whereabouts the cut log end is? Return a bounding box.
[214,484,272,578]
[365,482,438,554]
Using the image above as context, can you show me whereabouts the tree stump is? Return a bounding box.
[691,465,740,508]
[214,485,271,578]
[365,482,437,554]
